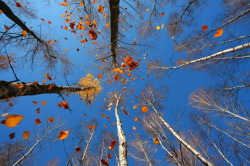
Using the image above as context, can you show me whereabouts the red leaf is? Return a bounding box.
[160,12,165,17]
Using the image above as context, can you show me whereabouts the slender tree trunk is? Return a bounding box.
[0,80,93,99]
[13,123,64,166]
[109,0,120,65]
[150,104,214,166]
[114,94,128,166]
[66,136,84,166]
[80,130,95,166]
[163,42,250,70]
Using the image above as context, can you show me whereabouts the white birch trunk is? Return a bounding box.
[163,42,250,70]
[114,94,128,166]
[80,130,95,165]
[151,105,214,166]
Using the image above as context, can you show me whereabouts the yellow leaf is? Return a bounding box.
[134,117,138,121]
[162,24,164,29]
[113,68,123,73]
[156,26,160,30]
[133,126,136,130]
[145,9,149,11]
[58,129,70,140]
[214,29,223,37]
[23,131,30,139]
[98,5,104,14]
[22,30,27,37]
[142,106,148,113]
[3,115,24,127]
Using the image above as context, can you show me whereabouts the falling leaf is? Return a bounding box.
[106,23,109,27]
[32,101,38,105]
[0,11,2,15]
[36,108,40,115]
[88,125,96,130]
[35,118,41,124]
[113,68,123,73]
[16,2,22,7]
[108,80,112,84]
[80,2,83,6]
[122,87,126,91]
[2,112,8,117]
[101,159,109,166]
[156,26,160,30]
[172,36,175,39]
[131,88,134,92]
[142,106,149,113]
[60,3,68,6]
[76,47,79,51]
[104,124,107,127]
[9,133,15,139]
[111,123,115,126]
[40,18,46,22]
[133,105,137,109]
[9,103,13,107]
[115,75,119,81]
[70,22,75,29]
[162,24,164,29]
[41,101,46,106]
[76,147,81,153]
[48,117,54,122]
[98,5,104,14]
[202,25,208,31]
[102,113,106,117]
[61,101,69,109]
[93,41,98,44]
[134,117,138,121]
[214,29,223,37]
[133,126,136,130]
[45,74,52,80]
[174,40,178,45]
[98,74,103,79]
[22,30,27,37]
[109,140,117,151]
[134,39,137,44]
[48,21,51,24]
[107,154,112,159]
[23,131,30,139]
[3,115,24,127]
[145,9,149,11]
[14,84,24,88]
[58,129,70,140]
[154,138,160,144]
[160,12,165,17]
[93,0,96,4]
[129,134,131,137]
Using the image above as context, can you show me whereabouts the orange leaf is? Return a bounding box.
[153,138,160,144]
[160,12,165,17]
[111,123,115,126]
[57,103,62,108]
[133,126,136,130]
[58,129,70,140]
[32,101,38,105]
[98,74,103,79]
[16,2,22,7]
[45,74,51,80]
[134,39,137,44]
[88,125,96,130]
[106,23,109,27]
[60,3,68,6]
[5,25,10,31]
[107,154,112,159]
[6,96,10,102]
[9,103,13,107]
[202,25,208,31]
[80,2,83,7]
[93,20,97,24]
[40,18,46,22]
[142,106,149,113]
[9,133,15,139]
[109,140,117,151]
[61,101,69,109]
[35,118,41,124]
[41,101,46,106]
[122,87,126,91]
[48,21,51,24]
[108,80,112,84]
[48,117,54,122]
[3,115,24,127]
[14,84,24,88]
[113,68,123,73]
[76,147,81,153]
[93,0,96,4]
[107,116,110,122]
[93,41,98,44]
[36,108,40,115]
[102,113,106,117]
[98,5,104,14]
[23,131,30,139]
[22,30,27,37]
[48,40,51,44]
[214,29,223,38]
[134,117,137,121]
[131,88,134,92]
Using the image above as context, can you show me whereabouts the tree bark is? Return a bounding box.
[114,94,128,166]
[150,104,214,166]
[163,42,250,70]
[80,130,95,165]
[109,0,120,65]
[0,80,93,99]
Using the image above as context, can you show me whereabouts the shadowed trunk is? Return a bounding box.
[109,0,120,65]
[0,80,93,99]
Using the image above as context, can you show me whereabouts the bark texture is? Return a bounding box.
[114,94,128,166]
[0,80,93,99]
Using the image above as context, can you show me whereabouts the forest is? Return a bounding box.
[0,0,249,165]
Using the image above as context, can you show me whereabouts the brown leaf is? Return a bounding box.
[35,118,41,124]
[9,133,15,139]
[23,131,30,139]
